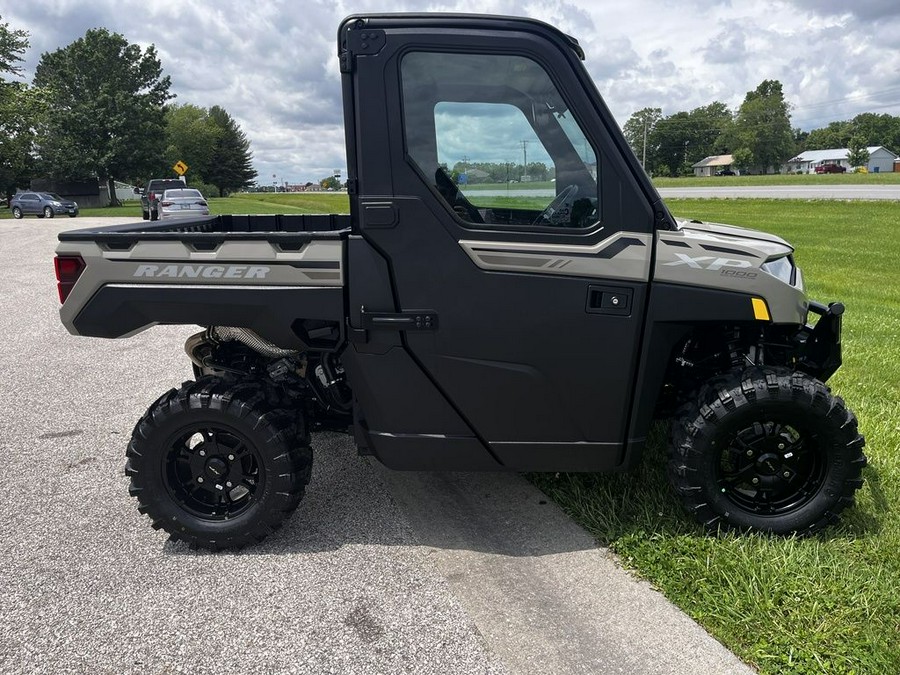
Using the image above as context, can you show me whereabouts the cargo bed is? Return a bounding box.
[56,214,351,349]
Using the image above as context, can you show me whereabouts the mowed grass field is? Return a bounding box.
[13,190,899,671]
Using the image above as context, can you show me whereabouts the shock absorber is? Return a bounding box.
[725,327,747,369]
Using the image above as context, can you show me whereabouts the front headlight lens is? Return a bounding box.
[760,255,795,285]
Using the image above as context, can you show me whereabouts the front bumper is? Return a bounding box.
[795,301,844,382]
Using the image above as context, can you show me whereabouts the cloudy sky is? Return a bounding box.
[4,0,900,184]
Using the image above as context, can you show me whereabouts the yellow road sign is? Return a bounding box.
[173,160,189,175]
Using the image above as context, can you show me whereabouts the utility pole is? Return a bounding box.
[642,116,648,169]
[521,140,529,181]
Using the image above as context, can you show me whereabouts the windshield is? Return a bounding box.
[164,189,203,199]
[42,193,63,200]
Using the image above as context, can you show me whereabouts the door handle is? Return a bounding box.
[360,308,439,330]
[586,285,632,316]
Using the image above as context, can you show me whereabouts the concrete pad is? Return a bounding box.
[379,470,755,674]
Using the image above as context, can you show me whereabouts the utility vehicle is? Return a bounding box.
[54,14,866,549]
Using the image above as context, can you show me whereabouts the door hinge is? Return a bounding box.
[340,50,354,73]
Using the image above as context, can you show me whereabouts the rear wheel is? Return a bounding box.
[669,367,866,535]
[12,206,22,219]
[126,377,312,549]
[43,206,54,218]
[142,208,149,220]
[149,207,158,221]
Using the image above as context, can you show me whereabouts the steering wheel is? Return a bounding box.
[532,184,579,226]
[434,167,484,223]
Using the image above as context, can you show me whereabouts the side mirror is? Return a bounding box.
[133,187,143,195]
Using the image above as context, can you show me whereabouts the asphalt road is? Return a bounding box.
[658,184,900,200]
[0,217,752,674]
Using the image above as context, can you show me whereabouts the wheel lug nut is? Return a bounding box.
[751,477,759,485]
[226,481,233,488]
[746,450,753,457]
[783,471,790,478]
[778,443,785,450]
[199,450,205,456]
[197,476,204,483]
[228,454,235,461]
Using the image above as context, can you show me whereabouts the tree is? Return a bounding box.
[203,106,257,196]
[33,28,172,204]
[0,16,36,201]
[804,121,852,151]
[622,107,662,168]
[731,147,753,174]
[850,113,900,151]
[320,175,340,190]
[0,14,28,77]
[847,135,870,169]
[731,80,794,173]
[164,104,221,184]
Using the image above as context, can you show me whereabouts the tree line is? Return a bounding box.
[0,15,257,203]
[623,80,900,176]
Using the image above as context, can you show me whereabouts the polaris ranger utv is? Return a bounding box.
[53,14,865,549]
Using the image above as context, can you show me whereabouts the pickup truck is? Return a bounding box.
[137,178,187,220]
[54,14,865,550]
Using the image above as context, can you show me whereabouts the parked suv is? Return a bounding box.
[11,192,79,219]
[137,178,186,221]
[815,163,846,174]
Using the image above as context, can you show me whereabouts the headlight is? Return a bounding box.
[51,201,62,206]
[760,254,795,285]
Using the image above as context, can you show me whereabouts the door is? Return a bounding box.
[346,18,656,470]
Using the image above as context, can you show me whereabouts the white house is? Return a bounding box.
[691,154,736,177]
[784,146,897,174]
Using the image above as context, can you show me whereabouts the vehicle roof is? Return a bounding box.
[147,179,186,186]
[340,13,585,59]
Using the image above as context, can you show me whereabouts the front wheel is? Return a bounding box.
[125,377,312,549]
[44,206,54,218]
[669,367,866,535]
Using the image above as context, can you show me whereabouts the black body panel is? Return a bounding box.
[340,15,659,471]
[74,285,344,350]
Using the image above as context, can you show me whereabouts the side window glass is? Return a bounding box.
[402,51,599,230]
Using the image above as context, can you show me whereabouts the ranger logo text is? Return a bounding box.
[133,264,271,279]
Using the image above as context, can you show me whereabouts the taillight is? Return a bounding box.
[160,201,173,206]
[196,201,207,206]
[54,255,85,304]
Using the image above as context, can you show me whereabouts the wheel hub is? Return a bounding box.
[205,456,228,479]
[755,452,782,476]
[164,425,262,520]
[717,420,824,516]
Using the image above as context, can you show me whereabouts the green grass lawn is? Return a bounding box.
[535,199,900,674]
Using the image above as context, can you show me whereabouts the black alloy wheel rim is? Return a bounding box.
[716,419,826,515]
[163,425,264,520]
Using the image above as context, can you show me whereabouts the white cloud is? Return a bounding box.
[5,0,900,182]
